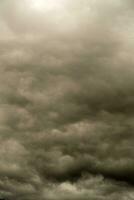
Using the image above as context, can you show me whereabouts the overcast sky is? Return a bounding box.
[0,0,134,199]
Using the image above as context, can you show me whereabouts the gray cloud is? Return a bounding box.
[0,0,134,199]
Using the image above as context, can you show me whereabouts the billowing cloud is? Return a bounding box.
[0,0,134,199]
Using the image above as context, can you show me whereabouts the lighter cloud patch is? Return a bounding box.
[28,0,66,12]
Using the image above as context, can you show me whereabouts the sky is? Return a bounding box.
[0,0,134,199]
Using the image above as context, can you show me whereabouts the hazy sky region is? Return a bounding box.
[0,0,134,199]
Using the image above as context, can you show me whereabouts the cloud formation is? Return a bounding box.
[0,0,134,199]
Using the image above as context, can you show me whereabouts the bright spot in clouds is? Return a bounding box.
[29,0,65,11]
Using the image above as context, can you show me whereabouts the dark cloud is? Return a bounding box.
[0,0,134,199]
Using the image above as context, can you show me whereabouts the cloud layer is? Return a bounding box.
[0,0,134,199]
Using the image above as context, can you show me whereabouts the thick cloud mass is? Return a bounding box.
[0,0,134,199]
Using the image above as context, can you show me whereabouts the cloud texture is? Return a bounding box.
[0,0,134,199]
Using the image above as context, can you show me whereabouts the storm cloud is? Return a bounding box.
[0,0,134,199]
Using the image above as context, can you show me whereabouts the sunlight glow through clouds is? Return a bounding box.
[29,0,65,11]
